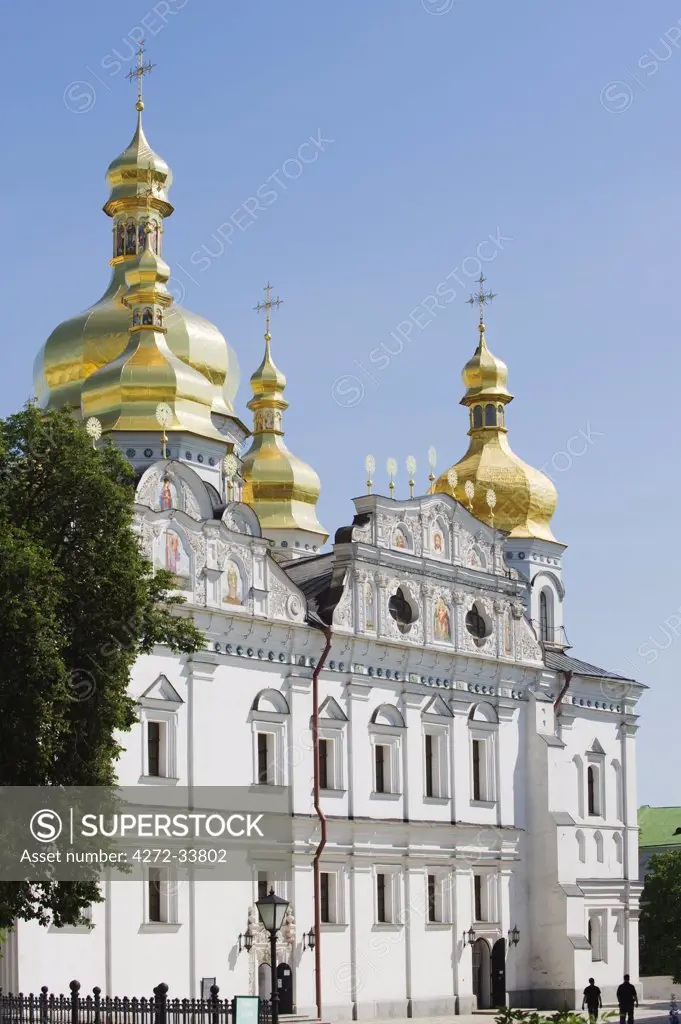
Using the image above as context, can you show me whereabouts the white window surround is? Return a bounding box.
[319,865,346,926]
[425,869,452,925]
[138,708,179,783]
[588,909,607,962]
[586,743,606,818]
[472,871,498,923]
[423,724,449,800]
[251,717,287,787]
[370,724,402,797]
[141,868,180,932]
[613,832,623,864]
[314,712,347,792]
[374,866,402,926]
[469,724,497,804]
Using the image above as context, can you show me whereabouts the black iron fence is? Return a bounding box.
[0,982,270,1024]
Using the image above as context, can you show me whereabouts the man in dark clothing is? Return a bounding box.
[583,978,603,1021]
[617,974,639,1024]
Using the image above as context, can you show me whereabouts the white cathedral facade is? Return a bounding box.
[1,58,643,1019]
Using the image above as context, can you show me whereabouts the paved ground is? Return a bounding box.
[353,1001,673,1024]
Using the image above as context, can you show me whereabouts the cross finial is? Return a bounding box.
[127,40,155,112]
[254,282,284,341]
[467,274,496,327]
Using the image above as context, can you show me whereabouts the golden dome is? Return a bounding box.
[435,323,559,543]
[80,227,223,438]
[241,330,327,541]
[33,105,239,432]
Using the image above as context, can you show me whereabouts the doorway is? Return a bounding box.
[276,962,293,1014]
[472,938,491,1009]
[491,938,506,1007]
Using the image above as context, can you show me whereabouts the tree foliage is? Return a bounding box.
[640,849,681,982]
[0,405,204,929]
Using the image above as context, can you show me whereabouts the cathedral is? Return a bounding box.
[1,51,643,1020]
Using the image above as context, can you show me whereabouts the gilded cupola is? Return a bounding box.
[240,286,328,557]
[32,44,240,435]
[435,277,559,542]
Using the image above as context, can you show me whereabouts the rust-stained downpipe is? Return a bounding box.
[312,626,333,1021]
[553,670,573,711]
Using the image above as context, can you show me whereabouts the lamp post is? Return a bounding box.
[462,926,476,947]
[256,887,290,1024]
[237,927,253,953]
[508,925,520,947]
[302,927,316,952]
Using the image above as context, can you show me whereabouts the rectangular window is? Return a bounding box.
[319,738,330,790]
[320,872,330,923]
[375,744,386,793]
[425,735,434,797]
[377,873,387,922]
[474,874,483,921]
[427,874,437,923]
[587,765,599,815]
[472,739,486,801]
[147,721,162,777]
[257,733,270,784]
[148,869,163,923]
[258,872,269,902]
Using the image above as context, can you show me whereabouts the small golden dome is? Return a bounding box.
[33,106,239,429]
[435,323,559,543]
[104,110,173,218]
[241,333,327,541]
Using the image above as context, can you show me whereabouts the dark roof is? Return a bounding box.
[282,553,339,629]
[544,650,637,683]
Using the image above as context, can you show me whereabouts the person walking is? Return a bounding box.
[583,978,603,1021]
[617,974,639,1024]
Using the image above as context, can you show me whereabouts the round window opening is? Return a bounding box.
[465,603,491,647]
[388,587,417,635]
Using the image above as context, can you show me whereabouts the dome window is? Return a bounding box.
[484,404,496,426]
[388,587,417,635]
[473,405,483,429]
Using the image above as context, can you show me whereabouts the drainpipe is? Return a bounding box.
[312,626,333,1022]
[553,670,573,712]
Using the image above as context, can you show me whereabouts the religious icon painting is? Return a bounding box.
[222,561,244,605]
[433,597,451,642]
[432,528,445,555]
[132,309,141,327]
[138,222,146,251]
[116,223,125,257]
[125,219,136,255]
[142,307,153,325]
[160,528,190,585]
[365,582,375,631]
[155,308,163,327]
[393,527,408,550]
[158,477,177,511]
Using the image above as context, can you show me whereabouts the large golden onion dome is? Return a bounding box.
[241,300,327,545]
[435,316,559,543]
[33,95,239,430]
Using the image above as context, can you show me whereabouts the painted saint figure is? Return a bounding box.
[433,531,443,553]
[365,582,375,631]
[125,219,136,255]
[132,309,141,327]
[116,222,125,256]
[165,531,181,575]
[434,597,451,641]
[142,307,153,325]
[223,563,242,605]
[394,528,407,549]
[159,478,174,510]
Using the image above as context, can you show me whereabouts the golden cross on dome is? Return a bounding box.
[467,274,496,326]
[254,282,284,340]
[127,40,155,111]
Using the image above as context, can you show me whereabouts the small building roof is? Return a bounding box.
[544,649,638,683]
[638,805,681,850]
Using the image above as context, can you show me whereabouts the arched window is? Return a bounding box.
[388,587,416,635]
[587,765,599,815]
[539,588,554,642]
[115,221,125,257]
[484,404,496,426]
[125,218,136,255]
[473,406,483,429]
[613,832,623,864]
[576,829,586,863]
[594,831,604,863]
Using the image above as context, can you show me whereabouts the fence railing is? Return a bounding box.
[0,982,270,1024]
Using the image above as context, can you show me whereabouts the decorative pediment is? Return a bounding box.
[221,502,261,537]
[136,460,214,521]
[139,674,183,709]
[422,694,452,718]
[318,696,348,721]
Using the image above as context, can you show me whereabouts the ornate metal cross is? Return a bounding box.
[254,282,284,339]
[127,40,155,110]
[467,274,496,325]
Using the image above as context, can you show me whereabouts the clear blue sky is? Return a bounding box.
[2,0,679,804]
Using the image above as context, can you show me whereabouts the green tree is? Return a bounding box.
[640,849,681,981]
[0,405,203,929]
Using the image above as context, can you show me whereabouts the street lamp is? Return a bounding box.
[237,927,253,953]
[256,887,290,1024]
[462,926,476,947]
[302,927,316,952]
[508,925,520,947]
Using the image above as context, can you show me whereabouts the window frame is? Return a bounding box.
[370,728,402,798]
[145,867,178,926]
[469,727,496,805]
[374,868,401,926]
[139,708,178,782]
[252,718,286,787]
[423,724,449,800]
